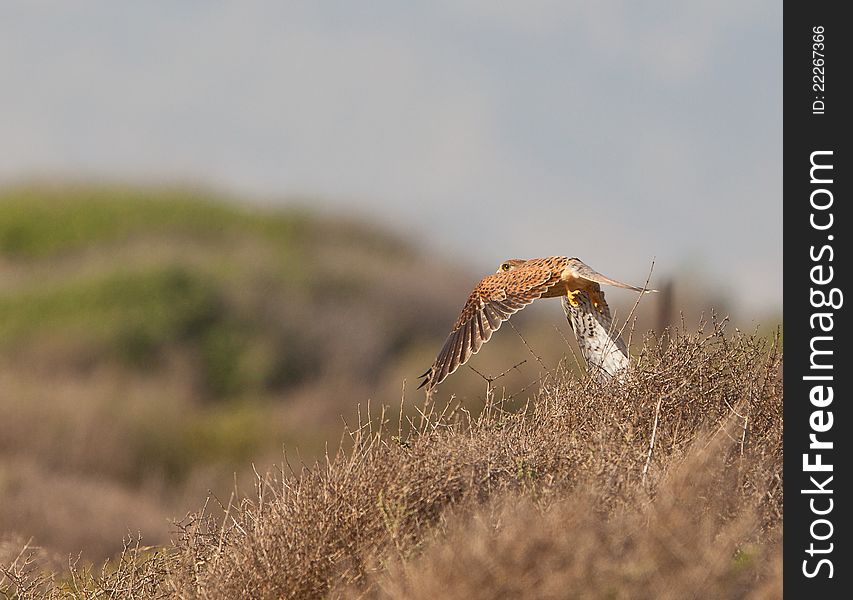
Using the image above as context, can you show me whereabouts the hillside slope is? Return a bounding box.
[0,184,474,560]
[0,184,779,583]
[2,324,782,599]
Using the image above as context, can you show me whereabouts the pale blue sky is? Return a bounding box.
[0,1,781,312]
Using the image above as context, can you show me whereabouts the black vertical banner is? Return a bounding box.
[783,2,851,596]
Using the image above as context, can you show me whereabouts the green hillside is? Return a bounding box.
[0,184,449,392]
[0,184,472,559]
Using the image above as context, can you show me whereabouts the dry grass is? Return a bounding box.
[1,321,782,599]
[2,185,784,565]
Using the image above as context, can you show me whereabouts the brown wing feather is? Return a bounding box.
[565,258,656,293]
[419,265,560,390]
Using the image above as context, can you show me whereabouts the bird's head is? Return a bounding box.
[496,259,526,273]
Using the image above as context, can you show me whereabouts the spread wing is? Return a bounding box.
[418,266,559,390]
[565,258,656,293]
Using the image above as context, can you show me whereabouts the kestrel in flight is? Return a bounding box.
[418,256,654,390]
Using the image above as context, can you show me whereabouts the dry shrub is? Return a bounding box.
[1,323,782,599]
[0,457,170,562]
[371,434,781,600]
[1,535,171,600]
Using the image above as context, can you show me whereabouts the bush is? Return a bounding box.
[1,323,782,599]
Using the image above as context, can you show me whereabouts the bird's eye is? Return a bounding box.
[501,263,510,271]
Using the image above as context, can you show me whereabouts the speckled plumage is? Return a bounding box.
[561,291,630,383]
[418,257,652,390]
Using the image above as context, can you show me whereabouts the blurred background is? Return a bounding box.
[1,1,780,565]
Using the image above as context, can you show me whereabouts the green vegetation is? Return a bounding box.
[130,402,273,483]
[0,184,432,401]
[1,266,218,349]
[0,184,465,560]
[0,185,306,258]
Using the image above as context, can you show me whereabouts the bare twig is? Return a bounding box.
[616,258,656,358]
[642,394,664,487]
[507,321,550,375]
[555,324,585,376]
[398,379,406,443]
[468,360,527,415]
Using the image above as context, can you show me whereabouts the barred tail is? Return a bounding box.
[561,291,629,382]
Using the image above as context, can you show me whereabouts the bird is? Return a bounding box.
[418,257,654,390]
